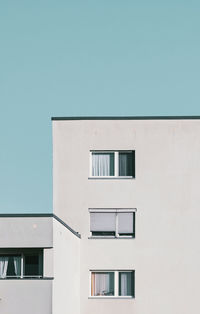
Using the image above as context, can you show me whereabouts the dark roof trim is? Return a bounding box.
[0,213,81,239]
[0,277,54,280]
[53,214,81,238]
[51,116,200,121]
[0,214,52,218]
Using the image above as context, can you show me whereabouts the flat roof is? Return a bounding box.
[52,116,200,120]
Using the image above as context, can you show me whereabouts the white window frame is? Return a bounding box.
[89,150,135,178]
[89,208,136,239]
[89,270,135,299]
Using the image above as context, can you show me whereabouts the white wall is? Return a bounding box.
[53,119,200,314]
[52,219,80,314]
[0,280,52,314]
[0,217,53,248]
[44,248,54,278]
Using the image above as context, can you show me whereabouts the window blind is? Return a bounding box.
[90,213,116,232]
[118,212,134,233]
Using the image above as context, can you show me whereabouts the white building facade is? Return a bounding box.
[1,116,200,314]
[52,116,200,314]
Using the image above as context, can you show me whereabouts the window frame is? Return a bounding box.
[89,270,135,299]
[89,150,135,179]
[0,249,43,279]
[89,209,136,239]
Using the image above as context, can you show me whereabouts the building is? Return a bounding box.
[1,116,200,314]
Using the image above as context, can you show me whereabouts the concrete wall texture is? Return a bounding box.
[0,280,52,314]
[53,119,200,314]
[0,217,53,248]
[52,219,80,314]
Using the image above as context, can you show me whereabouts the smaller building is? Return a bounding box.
[0,213,80,314]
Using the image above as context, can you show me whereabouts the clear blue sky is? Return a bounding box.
[0,1,200,213]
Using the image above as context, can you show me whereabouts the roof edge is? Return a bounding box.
[0,213,52,217]
[51,116,200,121]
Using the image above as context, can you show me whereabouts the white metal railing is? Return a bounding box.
[0,275,43,279]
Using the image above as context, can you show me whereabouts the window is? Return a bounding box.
[119,272,134,296]
[90,151,135,178]
[91,272,114,296]
[92,152,114,176]
[90,270,135,298]
[24,253,43,277]
[89,209,135,238]
[0,255,21,278]
[0,249,43,279]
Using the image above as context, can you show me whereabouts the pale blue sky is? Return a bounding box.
[0,1,200,213]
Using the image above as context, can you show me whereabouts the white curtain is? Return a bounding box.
[120,273,128,295]
[120,272,132,296]
[13,257,21,277]
[93,273,112,296]
[92,154,111,176]
[0,257,9,278]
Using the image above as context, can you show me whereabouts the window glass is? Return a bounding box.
[91,272,114,296]
[119,272,134,296]
[119,152,134,177]
[92,153,114,176]
[90,211,135,238]
[0,250,43,279]
[118,212,135,236]
[0,256,21,278]
[24,255,40,277]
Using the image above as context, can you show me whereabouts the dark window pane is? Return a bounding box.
[0,256,21,278]
[92,231,115,237]
[119,272,134,296]
[24,255,41,277]
[119,152,135,177]
[110,154,114,176]
[7,257,15,277]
